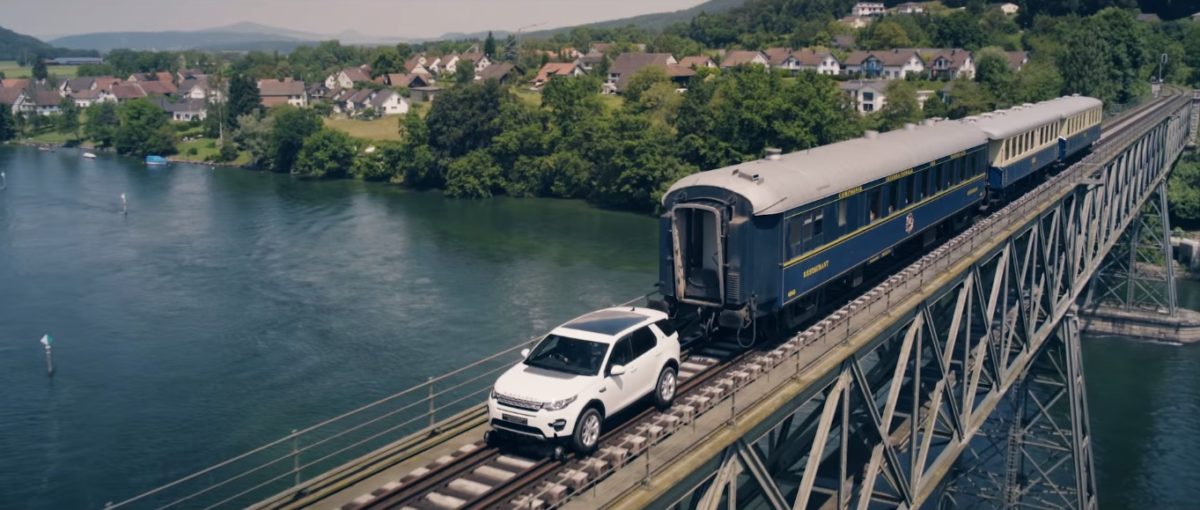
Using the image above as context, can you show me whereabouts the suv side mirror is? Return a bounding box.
[520,348,531,358]
[609,364,626,376]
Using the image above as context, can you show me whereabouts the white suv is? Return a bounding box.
[488,307,681,454]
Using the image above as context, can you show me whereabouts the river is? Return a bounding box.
[0,146,1195,509]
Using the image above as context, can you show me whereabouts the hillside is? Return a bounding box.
[524,0,745,37]
[0,25,53,59]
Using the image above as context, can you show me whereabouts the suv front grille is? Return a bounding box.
[494,393,542,412]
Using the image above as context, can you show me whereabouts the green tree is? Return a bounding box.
[426,81,506,160]
[875,81,923,131]
[394,112,438,186]
[293,129,356,179]
[454,61,475,84]
[445,149,504,198]
[31,57,47,82]
[974,47,1014,104]
[1168,154,1200,226]
[115,99,176,157]
[84,102,119,148]
[268,106,323,174]
[864,20,914,49]
[484,31,497,58]
[233,113,275,168]
[1011,60,1064,103]
[0,106,15,141]
[56,97,80,137]
[623,66,670,104]
[1058,24,1113,100]
[226,73,262,130]
[942,78,993,119]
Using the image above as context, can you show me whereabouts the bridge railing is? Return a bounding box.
[106,293,656,509]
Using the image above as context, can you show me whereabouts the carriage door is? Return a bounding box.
[671,203,724,306]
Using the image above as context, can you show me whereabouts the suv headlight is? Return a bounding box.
[542,395,577,411]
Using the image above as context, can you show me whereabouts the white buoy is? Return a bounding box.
[41,334,54,376]
[0,171,6,190]
[121,193,127,216]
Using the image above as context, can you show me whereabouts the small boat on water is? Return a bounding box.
[83,152,97,159]
[144,155,169,166]
[38,145,54,152]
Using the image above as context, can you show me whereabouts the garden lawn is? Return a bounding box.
[324,116,402,142]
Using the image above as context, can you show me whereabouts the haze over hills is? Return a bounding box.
[522,0,745,37]
[47,22,405,52]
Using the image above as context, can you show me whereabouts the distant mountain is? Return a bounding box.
[200,22,324,41]
[50,29,308,52]
[0,25,54,59]
[49,22,407,52]
[0,25,100,60]
[523,0,746,37]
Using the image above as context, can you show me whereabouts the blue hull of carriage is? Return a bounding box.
[780,177,985,304]
[1060,125,1101,160]
[988,144,1060,190]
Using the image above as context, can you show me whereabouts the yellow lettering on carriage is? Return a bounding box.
[839,186,863,199]
[803,260,830,278]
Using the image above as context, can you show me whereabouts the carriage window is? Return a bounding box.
[916,170,927,201]
[887,183,898,214]
[788,219,803,257]
[868,188,883,222]
[838,200,848,227]
[904,175,916,206]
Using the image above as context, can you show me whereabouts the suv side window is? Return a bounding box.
[654,319,676,337]
[607,337,632,374]
[630,326,657,360]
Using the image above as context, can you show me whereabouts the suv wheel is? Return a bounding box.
[654,366,677,410]
[571,407,603,455]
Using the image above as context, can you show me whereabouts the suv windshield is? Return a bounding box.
[524,334,608,376]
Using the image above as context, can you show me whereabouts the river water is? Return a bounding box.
[0,146,1195,509]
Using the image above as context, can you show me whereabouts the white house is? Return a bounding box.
[852,2,885,16]
[929,49,975,80]
[719,50,769,68]
[70,89,114,108]
[843,50,925,79]
[839,80,888,114]
[324,66,373,89]
[783,48,841,75]
[1000,3,1020,15]
[894,2,925,14]
[369,89,409,115]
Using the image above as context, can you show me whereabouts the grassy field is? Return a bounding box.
[0,61,79,79]
[324,116,402,142]
[174,137,253,165]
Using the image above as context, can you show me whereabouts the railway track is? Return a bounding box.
[327,90,1186,510]
[346,339,750,510]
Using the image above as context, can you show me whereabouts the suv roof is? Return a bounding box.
[557,308,661,339]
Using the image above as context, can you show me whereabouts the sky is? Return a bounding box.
[10,0,709,40]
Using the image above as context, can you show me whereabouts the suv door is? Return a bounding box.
[627,326,661,400]
[603,337,633,412]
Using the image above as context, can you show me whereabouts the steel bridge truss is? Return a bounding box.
[1086,182,1178,315]
[663,97,1192,510]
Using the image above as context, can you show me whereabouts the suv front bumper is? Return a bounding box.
[487,398,576,441]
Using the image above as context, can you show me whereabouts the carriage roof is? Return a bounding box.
[664,120,987,216]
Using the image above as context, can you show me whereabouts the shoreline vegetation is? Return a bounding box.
[0,3,1197,216]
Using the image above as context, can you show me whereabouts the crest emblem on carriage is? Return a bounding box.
[905,213,915,234]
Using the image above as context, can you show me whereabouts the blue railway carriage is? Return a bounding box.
[659,120,989,331]
[969,95,1103,192]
